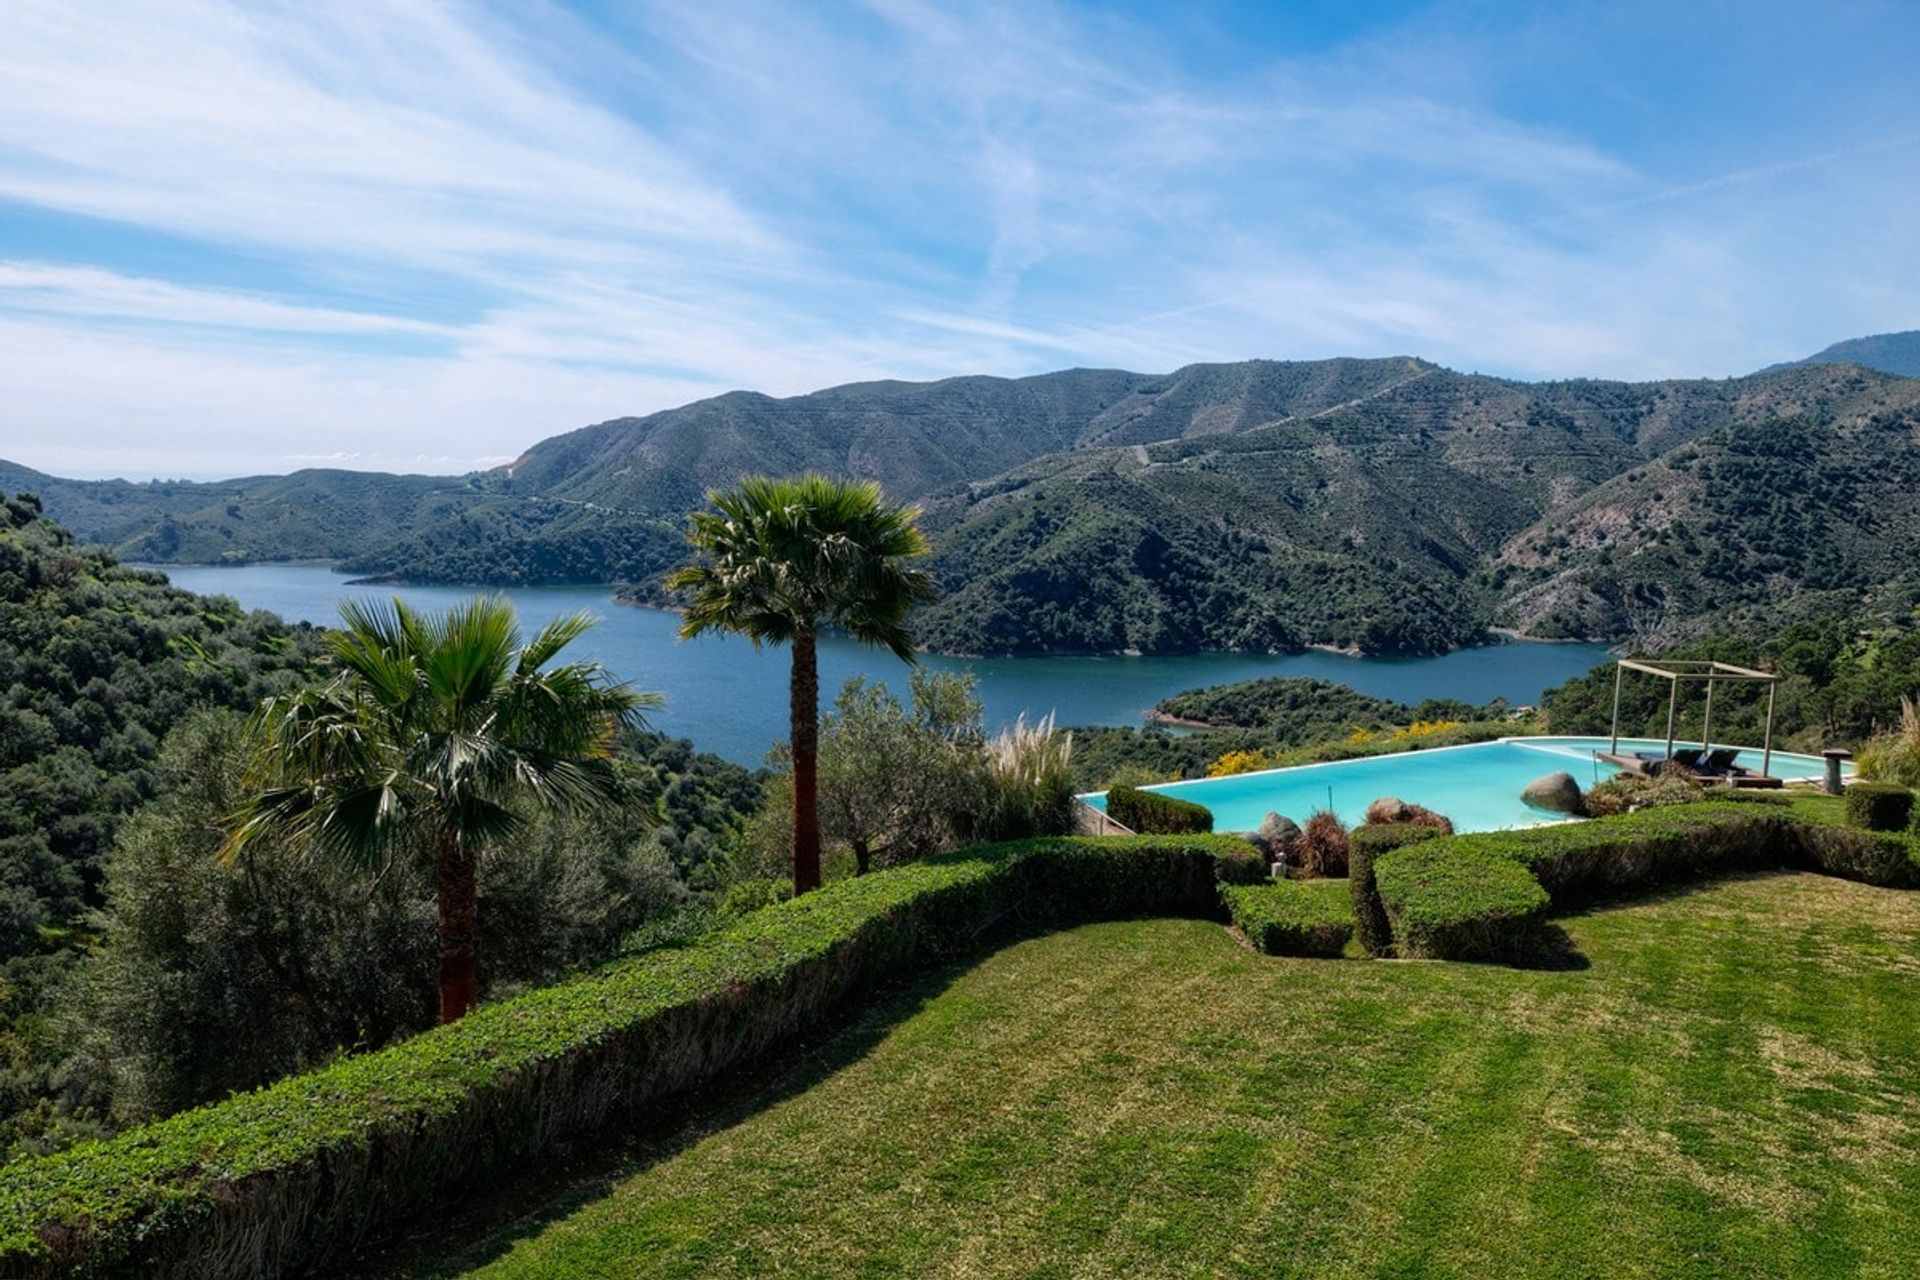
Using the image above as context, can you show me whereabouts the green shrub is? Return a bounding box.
[1210,840,1269,886]
[1221,880,1353,957]
[1846,781,1916,833]
[0,834,1251,1279]
[1348,824,1439,956]
[1373,843,1550,962]
[1104,785,1214,835]
[716,876,794,919]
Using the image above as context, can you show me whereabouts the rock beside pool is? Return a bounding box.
[1521,771,1585,815]
[1243,812,1302,868]
[1364,796,1456,835]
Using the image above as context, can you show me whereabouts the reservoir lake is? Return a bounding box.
[155,563,1612,765]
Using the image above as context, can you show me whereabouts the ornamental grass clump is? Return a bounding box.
[1856,694,1920,788]
[1297,809,1350,878]
[971,714,1077,841]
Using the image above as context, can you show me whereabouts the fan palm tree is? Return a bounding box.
[668,474,935,895]
[222,596,658,1023]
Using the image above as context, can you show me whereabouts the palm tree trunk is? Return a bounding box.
[436,832,480,1022]
[790,626,823,895]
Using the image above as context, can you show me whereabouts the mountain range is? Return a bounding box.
[4,337,1918,657]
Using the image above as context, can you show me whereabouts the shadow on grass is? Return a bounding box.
[1554,867,1808,919]
[1514,922,1590,971]
[347,917,1144,1279]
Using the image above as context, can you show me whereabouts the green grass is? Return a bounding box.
[392,872,1920,1279]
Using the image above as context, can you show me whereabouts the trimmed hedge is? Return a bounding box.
[1222,880,1354,957]
[0,834,1257,1279]
[1373,801,1920,963]
[1348,824,1440,956]
[1105,785,1214,835]
[1846,781,1915,833]
[1373,843,1550,962]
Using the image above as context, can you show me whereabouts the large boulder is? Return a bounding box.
[1521,771,1585,816]
[1241,812,1302,868]
[1364,796,1455,834]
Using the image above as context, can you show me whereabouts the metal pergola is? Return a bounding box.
[1609,658,1781,779]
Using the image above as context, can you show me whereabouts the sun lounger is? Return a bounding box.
[1701,748,1746,776]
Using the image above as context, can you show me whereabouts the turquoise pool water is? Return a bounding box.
[1082,736,1844,835]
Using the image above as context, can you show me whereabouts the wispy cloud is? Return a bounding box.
[0,0,1914,479]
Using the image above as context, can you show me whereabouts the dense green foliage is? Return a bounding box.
[1541,613,1920,751]
[1220,879,1353,957]
[0,498,762,1159]
[18,359,1920,656]
[1497,399,1920,644]
[1103,784,1213,835]
[1153,676,1408,732]
[0,495,328,1154]
[0,834,1256,1278]
[755,671,1079,878]
[1846,782,1915,833]
[225,596,658,1023]
[65,711,689,1126]
[0,494,324,944]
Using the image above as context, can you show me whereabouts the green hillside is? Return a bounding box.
[12,355,1920,655]
[1494,371,1920,645]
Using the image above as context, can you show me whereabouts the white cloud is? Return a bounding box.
[0,0,1914,480]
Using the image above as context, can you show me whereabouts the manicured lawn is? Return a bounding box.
[397,872,1920,1279]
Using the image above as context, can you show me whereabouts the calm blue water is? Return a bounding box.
[153,563,1612,765]
[1086,735,1839,835]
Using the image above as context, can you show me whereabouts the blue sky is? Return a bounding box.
[1,1,1916,480]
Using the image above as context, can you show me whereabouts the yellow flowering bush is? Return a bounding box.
[1207,749,1272,777]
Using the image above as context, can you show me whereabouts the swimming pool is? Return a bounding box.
[1080,736,1845,835]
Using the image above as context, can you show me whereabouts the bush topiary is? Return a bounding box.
[1104,784,1214,835]
[1846,781,1915,833]
[1221,880,1353,957]
[1297,809,1350,877]
[1372,842,1550,962]
[1348,824,1439,955]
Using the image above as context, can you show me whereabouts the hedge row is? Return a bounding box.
[1104,785,1214,835]
[1372,801,1920,964]
[1846,781,1915,833]
[1221,880,1354,957]
[0,834,1259,1279]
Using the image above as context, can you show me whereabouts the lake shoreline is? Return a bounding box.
[148,562,1614,766]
